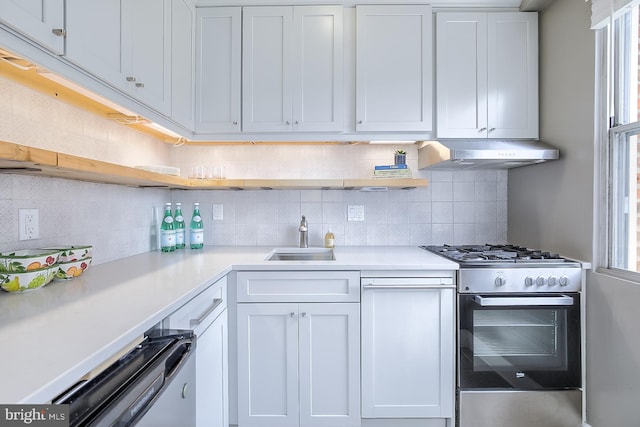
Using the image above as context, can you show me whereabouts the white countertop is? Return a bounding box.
[0,246,457,404]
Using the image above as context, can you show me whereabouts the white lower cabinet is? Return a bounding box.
[166,276,228,427]
[237,302,360,427]
[361,278,455,420]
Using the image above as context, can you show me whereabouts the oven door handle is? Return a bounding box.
[472,295,574,307]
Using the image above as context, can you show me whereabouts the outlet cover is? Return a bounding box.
[212,204,224,221]
[347,205,365,222]
[19,208,40,240]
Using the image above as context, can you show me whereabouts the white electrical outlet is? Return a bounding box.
[347,205,365,221]
[212,204,224,221]
[19,208,40,240]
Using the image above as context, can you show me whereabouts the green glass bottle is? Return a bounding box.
[160,203,176,252]
[174,202,186,249]
[190,202,204,249]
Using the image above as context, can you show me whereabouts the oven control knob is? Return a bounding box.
[536,276,546,286]
[495,276,507,287]
[548,276,557,287]
[559,276,570,287]
[524,276,534,287]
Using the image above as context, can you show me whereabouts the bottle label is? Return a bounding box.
[325,238,335,248]
[175,215,184,222]
[192,215,201,222]
[191,229,204,244]
[164,216,174,224]
[176,230,185,246]
[161,229,176,247]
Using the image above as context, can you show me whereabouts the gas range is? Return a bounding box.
[421,244,583,293]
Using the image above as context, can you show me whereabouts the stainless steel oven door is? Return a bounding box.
[458,293,581,389]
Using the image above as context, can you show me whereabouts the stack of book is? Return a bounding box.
[372,164,412,178]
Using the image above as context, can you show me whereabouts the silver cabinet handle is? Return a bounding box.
[52,28,66,37]
[301,312,306,317]
[358,120,363,124]
[189,298,223,327]
[135,82,144,88]
[478,127,487,132]
[181,383,190,399]
[295,120,299,125]
[126,76,136,82]
[290,312,295,317]
[233,121,238,125]
[285,121,291,125]
[472,295,574,307]
[362,284,447,290]
[488,127,496,132]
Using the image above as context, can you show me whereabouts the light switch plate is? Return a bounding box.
[347,205,365,221]
[212,204,224,221]
[19,208,40,240]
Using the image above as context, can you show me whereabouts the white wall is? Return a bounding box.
[508,1,640,426]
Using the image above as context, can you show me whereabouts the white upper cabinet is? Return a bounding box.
[195,7,241,133]
[242,6,343,133]
[171,0,195,129]
[122,0,172,115]
[355,5,433,132]
[65,1,125,90]
[436,12,538,139]
[0,0,64,54]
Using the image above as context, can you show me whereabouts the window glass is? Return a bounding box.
[609,6,640,273]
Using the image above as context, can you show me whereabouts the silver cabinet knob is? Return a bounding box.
[301,312,307,317]
[52,28,66,37]
[295,120,299,125]
[126,76,136,82]
[290,312,295,317]
[135,83,144,88]
[358,120,363,124]
[285,121,291,125]
[233,121,238,125]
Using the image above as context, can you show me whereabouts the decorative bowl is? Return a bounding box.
[55,257,92,280]
[0,249,61,273]
[0,265,57,292]
[44,246,92,263]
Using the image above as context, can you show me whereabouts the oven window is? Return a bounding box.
[472,309,567,371]
[459,294,581,389]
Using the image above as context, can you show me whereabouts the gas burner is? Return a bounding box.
[420,244,572,267]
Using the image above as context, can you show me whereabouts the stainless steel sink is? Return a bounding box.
[266,248,335,261]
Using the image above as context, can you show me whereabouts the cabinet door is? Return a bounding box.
[65,0,125,88]
[299,303,360,427]
[356,5,433,132]
[487,12,538,139]
[436,13,488,139]
[195,7,241,133]
[122,0,172,114]
[361,285,455,418]
[0,0,64,54]
[242,7,293,132]
[171,0,195,129]
[292,6,343,132]
[436,12,538,139]
[237,303,299,427]
[197,310,229,427]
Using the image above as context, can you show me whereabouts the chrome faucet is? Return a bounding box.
[298,215,308,248]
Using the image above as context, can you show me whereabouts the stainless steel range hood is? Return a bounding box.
[417,140,559,170]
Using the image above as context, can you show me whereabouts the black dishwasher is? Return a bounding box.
[54,329,196,427]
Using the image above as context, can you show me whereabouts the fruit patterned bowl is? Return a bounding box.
[55,257,92,280]
[0,265,57,293]
[44,246,92,263]
[0,249,61,273]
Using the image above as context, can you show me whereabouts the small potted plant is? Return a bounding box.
[394,150,407,165]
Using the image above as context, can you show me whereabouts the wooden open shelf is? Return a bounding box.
[0,141,428,190]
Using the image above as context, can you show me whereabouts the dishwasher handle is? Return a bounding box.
[362,284,446,290]
[106,333,196,427]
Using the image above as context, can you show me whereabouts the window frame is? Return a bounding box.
[597,7,640,282]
